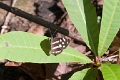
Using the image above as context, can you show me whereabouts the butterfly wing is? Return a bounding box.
[51,37,70,55]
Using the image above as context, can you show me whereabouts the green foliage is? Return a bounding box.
[69,68,98,80]
[0,0,120,80]
[0,31,91,63]
[62,0,99,56]
[62,0,120,80]
[101,63,120,80]
[98,0,120,56]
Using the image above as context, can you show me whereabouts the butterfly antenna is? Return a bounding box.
[53,29,57,37]
[48,28,57,37]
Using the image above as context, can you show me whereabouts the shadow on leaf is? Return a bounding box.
[40,38,50,56]
[83,68,98,80]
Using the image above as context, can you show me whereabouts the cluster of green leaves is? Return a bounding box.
[62,0,120,80]
[0,0,120,80]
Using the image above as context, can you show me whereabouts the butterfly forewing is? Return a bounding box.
[51,37,70,55]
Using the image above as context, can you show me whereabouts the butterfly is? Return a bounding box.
[50,37,70,55]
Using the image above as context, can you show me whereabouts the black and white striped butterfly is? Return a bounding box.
[51,37,70,55]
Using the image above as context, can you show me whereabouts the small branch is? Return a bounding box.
[1,0,18,34]
[0,2,84,43]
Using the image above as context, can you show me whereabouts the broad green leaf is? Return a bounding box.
[98,0,120,56]
[62,0,99,56]
[69,68,98,80]
[101,63,120,80]
[0,31,91,63]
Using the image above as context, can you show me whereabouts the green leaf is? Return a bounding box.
[69,68,98,80]
[98,0,120,56]
[0,31,91,63]
[101,63,120,80]
[62,0,99,56]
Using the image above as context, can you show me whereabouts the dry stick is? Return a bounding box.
[0,2,84,43]
[1,0,18,34]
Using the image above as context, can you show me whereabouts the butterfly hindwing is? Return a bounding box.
[51,37,70,55]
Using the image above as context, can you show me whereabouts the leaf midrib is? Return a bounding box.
[99,0,118,55]
[63,52,91,62]
[0,45,41,50]
[105,64,118,80]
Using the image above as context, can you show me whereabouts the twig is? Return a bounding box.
[0,2,84,43]
[100,55,118,63]
[107,55,118,59]
[112,49,119,55]
[1,0,18,34]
